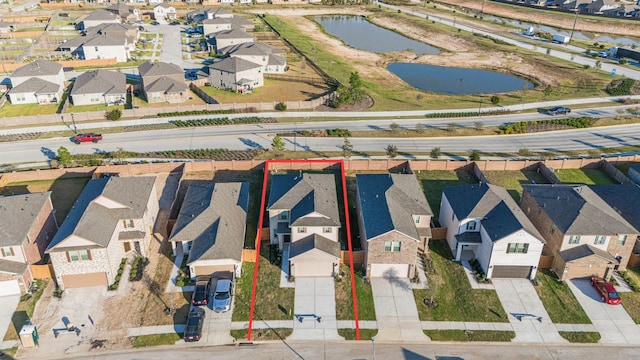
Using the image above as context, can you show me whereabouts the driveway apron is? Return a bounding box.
[289,277,341,341]
[371,277,429,342]
[492,279,567,344]
[202,306,234,345]
[0,295,20,341]
[568,279,640,344]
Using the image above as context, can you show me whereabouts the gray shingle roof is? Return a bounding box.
[144,76,188,94]
[209,57,261,73]
[289,233,340,259]
[0,258,29,275]
[138,61,183,78]
[268,55,286,66]
[169,182,249,264]
[267,173,341,227]
[155,3,174,9]
[205,8,232,17]
[203,18,230,25]
[9,78,61,95]
[559,244,618,263]
[82,10,119,22]
[85,22,135,35]
[0,192,51,247]
[83,33,127,46]
[356,173,432,241]
[214,28,253,40]
[47,177,156,252]
[71,70,125,96]
[444,183,544,242]
[223,42,285,57]
[11,60,61,78]
[106,3,135,17]
[589,184,640,232]
[522,184,637,235]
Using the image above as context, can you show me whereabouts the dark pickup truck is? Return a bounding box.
[183,307,205,342]
[71,133,102,144]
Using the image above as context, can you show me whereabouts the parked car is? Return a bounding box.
[183,307,205,342]
[591,277,621,305]
[211,278,233,313]
[151,21,159,25]
[71,133,102,144]
[138,26,145,31]
[191,277,210,306]
[547,106,571,116]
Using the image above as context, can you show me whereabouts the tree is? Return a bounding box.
[389,122,400,132]
[341,136,353,158]
[543,85,553,98]
[430,147,441,159]
[595,60,602,70]
[518,148,532,157]
[385,144,398,158]
[112,147,127,165]
[271,135,285,156]
[57,146,72,167]
[106,109,121,121]
[349,71,363,90]
[469,150,481,161]
[490,96,500,105]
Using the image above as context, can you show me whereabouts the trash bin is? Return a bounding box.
[19,323,39,348]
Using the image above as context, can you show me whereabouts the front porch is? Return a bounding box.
[453,232,482,261]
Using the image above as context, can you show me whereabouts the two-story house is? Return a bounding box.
[169,182,249,279]
[267,173,341,277]
[210,28,255,52]
[356,173,433,279]
[0,192,57,296]
[223,42,287,74]
[521,184,639,281]
[70,70,126,106]
[106,3,140,23]
[8,60,65,105]
[138,61,188,103]
[440,183,546,279]
[208,57,263,93]
[46,176,158,289]
[77,10,120,31]
[153,3,176,22]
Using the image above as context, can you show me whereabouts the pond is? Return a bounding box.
[387,63,534,95]
[314,15,440,55]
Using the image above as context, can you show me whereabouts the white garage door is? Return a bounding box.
[370,264,409,278]
[293,261,334,277]
[0,280,21,296]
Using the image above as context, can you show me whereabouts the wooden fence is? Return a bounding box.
[242,249,256,263]
[538,255,554,269]
[30,264,54,279]
[431,227,447,240]
[341,250,364,266]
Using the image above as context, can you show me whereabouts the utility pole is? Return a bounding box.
[569,9,579,44]
[480,0,486,19]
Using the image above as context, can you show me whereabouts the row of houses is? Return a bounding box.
[521,0,640,18]
[42,0,320,5]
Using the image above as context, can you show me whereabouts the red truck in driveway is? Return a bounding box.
[71,133,102,144]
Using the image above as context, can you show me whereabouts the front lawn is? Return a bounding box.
[533,270,591,324]
[482,170,550,202]
[338,328,378,340]
[415,170,479,223]
[554,168,617,185]
[335,265,375,321]
[558,331,601,343]
[3,280,48,341]
[620,266,640,324]
[424,330,515,342]
[131,333,182,347]
[414,241,508,322]
[230,328,292,341]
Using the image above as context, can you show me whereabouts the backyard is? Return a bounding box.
[554,168,617,185]
[415,169,479,222]
[482,170,550,202]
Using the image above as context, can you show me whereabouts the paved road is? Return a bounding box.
[152,24,203,72]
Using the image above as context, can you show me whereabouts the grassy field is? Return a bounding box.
[424,329,515,342]
[0,102,60,117]
[0,177,90,225]
[554,168,617,185]
[415,170,479,223]
[131,333,182,347]
[558,331,601,343]
[3,280,48,341]
[533,270,591,324]
[338,328,378,340]
[198,78,330,103]
[482,170,550,202]
[66,103,125,113]
[414,241,508,322]
[230,328,292,341]
[335,265,376,321]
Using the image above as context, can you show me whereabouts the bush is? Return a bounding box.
[619,271,640,292]
[275,102,287,111]
[490,95,500,105]
[606,78,636,96]
[106,109,122,121]
[53,288,63,298]
[499,117,596,134]
[326,128,351,137]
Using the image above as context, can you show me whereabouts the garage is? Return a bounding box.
[61,272,108,288]
[491,265,532,279]
[564,266,608,280]
[191,264,236,278]
[0,280,21,296]
[291,261,335,277]
[370,264,410,278]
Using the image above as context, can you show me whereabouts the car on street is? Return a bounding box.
[138,26,145,31]
[191,277,210,306]
[547,106,571,116]
[591,277,621,305]
[151,21,159,25]
[211,278,233,313]
[183,307,205,342]
[71,133,102,144]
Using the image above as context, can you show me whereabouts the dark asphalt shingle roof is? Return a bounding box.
[455,232,482,244]
[0,192,51,247]
[559,244,618,263]
[267,173,341,227]
[169,182,249,264]
[9,78,61,95]
[11,60,61,78]
[71,70,125,96]
[223,42,285,57]
[522,184,637,235]
[0,259,29,275]
[356,173,432,241]
[289,233,340,259]
[209,57,261,73]
[588,184,640,232]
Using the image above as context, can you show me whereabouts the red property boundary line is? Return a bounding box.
[247,159,361,341]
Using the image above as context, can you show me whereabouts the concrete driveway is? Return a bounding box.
[200,305,234,346]
[0,295,20,343]
[289,277,341,341]
[492,279,566,344]
[568,279,640,344]
[371,277,429,342]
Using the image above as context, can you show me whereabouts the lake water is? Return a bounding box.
[314,15,440,55]
[387,63,534,94]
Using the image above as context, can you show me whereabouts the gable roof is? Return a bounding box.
[356,173,432,241]
[222,41,285,57]
[289,233,340,259]
[444,183,544,242]
[9,78,61,95]
[209,57,261,73]
[559,244,618,263]
[155,3,174,9]
[81,10,119,23]
[106,3,136,17]
[47,177,156,252]
[71,70,125,96]
[213,28,253,40]
[522,184,637,235]
[0,192,51,247]
[205,7,233,17]
[0,259,29,275]
[267,173,341,227]
[85,22,136,36]
[169,182,249,264]
[589,184,640,232]
[144,76,188,94]
[11,60,61,78]
[139,61,183,78]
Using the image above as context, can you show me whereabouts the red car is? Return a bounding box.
[591,277,621,305]
[71,133,102,144]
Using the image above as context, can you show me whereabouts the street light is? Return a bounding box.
[71,113,77,133]
[371,337,376,360]
[480,0,486,19]
[569,9,579,44]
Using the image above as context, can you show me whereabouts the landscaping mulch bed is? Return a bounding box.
[123,124,177,132]
[0,133,41,143]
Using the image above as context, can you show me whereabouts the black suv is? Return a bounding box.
[547,106,571,116]
[183,307,205,342]
[191,277,210,306]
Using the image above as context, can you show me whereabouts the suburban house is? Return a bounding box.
[59,33,131,62]
[267,173,341,277]
[0,192,57,296]
[355,174,433,279]
[77,10,120,31]
[520,184,638,281]
[223,42,287,73]
[46,177,159,289]
[440,183,545,279]
[208,57,263,93]
[153,3,176,22]
[209,28,255,51]
[169,182,249,279]
[106,3,140,23]
[70,70,126,106]
[8,60,65,105]
[138,61,189,103]
[202,18,232,35]
[201,9,254,35]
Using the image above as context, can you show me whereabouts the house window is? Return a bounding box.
[568,235,581,244]
[384,241,401,252]
[298,227,306,233]
[323,227,332,233]
[594,235,606,245]
[66,250,91,262]
[1,246,14,257]
[123,219,135,228]
[414,216,421,224]
[466,221,476,231]
[280,211,288,220]
[506,243,529,254]
[618,235,627,245]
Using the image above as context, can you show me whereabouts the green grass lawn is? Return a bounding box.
[414,241,508,322]
[0,102,59,117]
[335,265,376,321]
[554,168,617,185]
[482,170,550,202]
[415,170,479,223]
[3,280,48,341]
[338,328,378,340]
[620,267,640,324]
[558,331,601,343]
[67,103,125,113]
[533,270,591,324]
[230,328,292,341]
[424,330,515,342]
[131,333,182,347]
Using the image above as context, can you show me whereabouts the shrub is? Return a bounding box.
[606,78,636,96]
[469,150,481,161]
[106,109,122,121]
[326,128,351,137]
[490,95,500,105]
[53,288,63,298]
[275,102,287,111]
